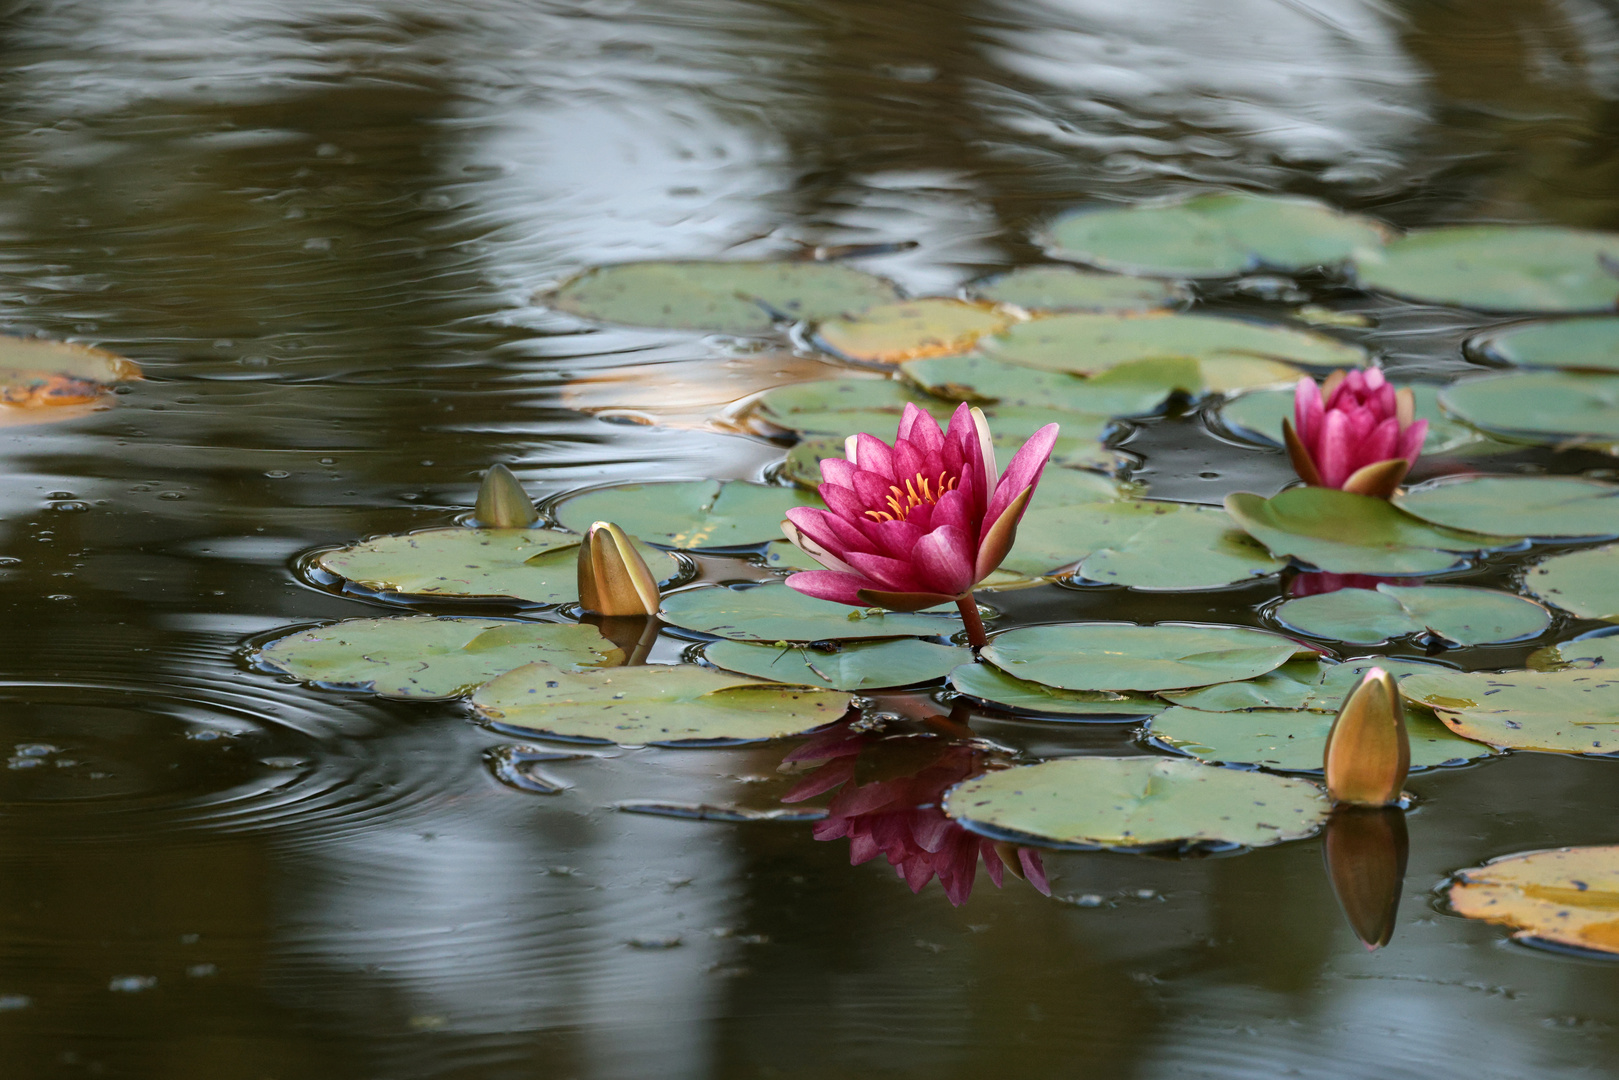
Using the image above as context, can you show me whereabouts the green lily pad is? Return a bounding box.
[982,622,1311,693]
[1160,656,1453,712]
[1043,193,1387,279]
[812,298,1011,364]
[313,528,681,605]
[659,582,957,642]
[967,266,1187,312]
[1533,630,1619,670]
[256,617,621,699]
[553,480,821,550]
[1273,584,1549,646]
[947,663,1166,719]
[1218,384,1482,455]
[542,261,902,335]
[1525,544,1619,622]
[900,354,1181,417]
[944,757,1330,851]
[472,661,851,745]
[703,638,968,691]
[1148,704,1493,772]
[1354,226,1619,313]
[1395,476,1619,540]
[754,377,938,420]
[1003,499,1286,586]
[1224,487,1519,575]
[1439,371,1619,446]
[1400,668,1619,753]
[1474,317,1619,372]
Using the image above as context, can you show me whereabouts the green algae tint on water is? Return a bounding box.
[4,2,1619,1079]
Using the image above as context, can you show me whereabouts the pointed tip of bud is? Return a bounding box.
[577,521,661,617]
[1324,667,1410,807]
[474,464,538,528]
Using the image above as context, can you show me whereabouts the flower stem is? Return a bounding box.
[955,595,988,652]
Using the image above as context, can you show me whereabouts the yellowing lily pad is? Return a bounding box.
[947,663,1166,720]
[471,661,850,744]
[703,638,968,691]
[900,354,1181,417]
[944,757,1330,851]
[542,261,902,335]
[1354,226,1619,312]
[981,622,1311,693]
[659,582,957,642]
[1448,846,1619,955]
[313,528,682,606]
[812,298,1011,364]
[1273,583,1550,646]
[1043,193,1387,278]
[553,480,821,550]
[255,617,622,699]
[1440,372,1619,446]
[0,337,142,424]
[967,266,1187,311]
[1396,476,1619,540]
[1526,544,1619,622]
[1218,384,1482,455]
[1400,668,1619,753]
[1474,317,1619,373]
[1148,704,1493,772]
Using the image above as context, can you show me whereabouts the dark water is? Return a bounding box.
[3,1,1619,1077]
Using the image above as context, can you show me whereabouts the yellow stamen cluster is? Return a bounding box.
[864,470,957,523]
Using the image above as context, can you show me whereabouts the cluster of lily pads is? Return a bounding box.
[251,192,1619,949]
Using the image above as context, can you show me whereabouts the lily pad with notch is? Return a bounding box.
[1473,316,1619,373]
[981,621,1313,693]
[554,480,822,550]
[1353,226,1619,313]
[1448,845,1619,956]
[1526,544,1619,622]
[811,298,1012,364]
[1439,371,1619,447]
[1400,668,1619,753]
[703,638,968,691]
[1273,583,1550,646]
[947,663,1166,720]
[1160,656,1454,712]
[1395,476,1619,540]
[659,582,958,642]
[1147,703,1494,772]
[967,266,1188,311]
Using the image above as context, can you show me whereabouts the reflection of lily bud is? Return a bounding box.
[781,725,1049,906]
[473,463,539,528]
[591,615,659,666]
[577,521,661,617]
[1287,572,1408,598]
[1323,807,1409,950]
[1323,667,1410,807]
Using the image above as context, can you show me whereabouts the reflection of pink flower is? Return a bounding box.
[782,728,1049,907]
[1285,369,1427,499]
[1288,572,1410,598]
[780,403,1057,644]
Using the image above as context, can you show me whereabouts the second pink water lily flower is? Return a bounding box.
[1284,368,1428,500]
[781,402,1058,648]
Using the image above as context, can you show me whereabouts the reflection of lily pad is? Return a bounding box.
[1161,656,1452,712]
[542,261,902,334]
[473,661,850,745]
[1225,487,1517,575]
[1273,584,1549,646]
[703,638,967,691]
[812,299,1011,363]
[554,480,821,550]
[1005,499,1285,586]
[256,617,621,699]
[1396,476,1619,540]
[1043,193,1386,278]
[967,266,1187,311]
[1148,704,1494,772]
[945,757,1330,851]
[947,663,1165,719]
[1449,846,1619,955]
[1354,226,1619,312]
[1526,545,1619,622]
[985,312,1362,376]
[314,528,681,606]
[1401,668,1619,753]
[1218,384,1481,455]
[982,622,1310,692]
[901,354,1180,417]
[1440,372,1619,446]
[1474,317,1619,373]
[659,582,955,642]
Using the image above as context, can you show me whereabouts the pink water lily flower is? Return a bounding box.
[1284,368,1428,500]
[781,402,1059,648]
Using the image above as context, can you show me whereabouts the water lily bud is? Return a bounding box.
[1285,368,1427,500]
[577,521,660,617]
[1323,806,1409,950]
[474,464,538,528]
[1323,666,1410,807]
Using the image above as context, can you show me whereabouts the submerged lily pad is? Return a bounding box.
[1043,193,1386,279]
[1004,499,1286,587]
[542,261,902,335]
[314,528,681,605]
[967,266,1187,311]
[1396,476,1619,540]
[1148,704,1494,772]
[554,480,821,550]
[703,638,968,691]
[944,757,1330,851]
[947,663,1166,719]
[812,298,1011,364]
[1159,656,1452,712]
[1401,668,1619,753]
[1273,584,1549,646]
[1449,846,1619,955]
[900,354,1180,417]
[256,617,621,699]
[1440,371,1619,446]
[1474,317,1619,373]
[1354,226,1619,312]
[1218,384,1481,455]
[659,582,955,642]
[1526,545,1619,622]
[1225,487,1518,575]
[982,622,1310,693]
[473,661,850,745]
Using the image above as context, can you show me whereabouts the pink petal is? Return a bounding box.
[892,439,931,487]
[983,841,1005,888]
[852,468,900,513]
[852,433,895,480]
[781,756,857,803]
[1362,416,1399,466]
[912,525,976,596]
[1398,419,1428,463]
[869,518,925,560]
[845,550,924,592]
[1294,377,1323,447]
[819,482,871,527]
[896,402,926,442]
[785,570,873,606]
[930,486,973,536]
[1020,849,1050,895]
[985,423,1060,526]
[819,456,857,490]
[1317,410,1353,488]
[901,405,946,456]
[786,505,874,559]
[971,407,998,500]
[780,517,858,576]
